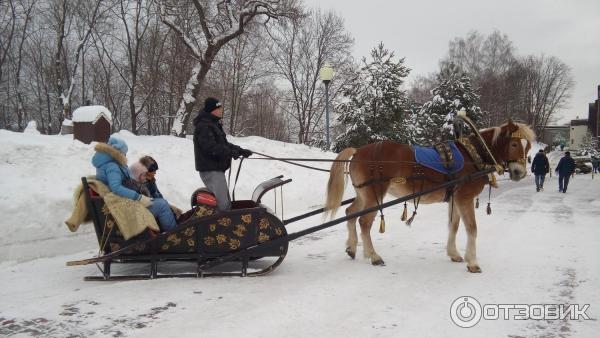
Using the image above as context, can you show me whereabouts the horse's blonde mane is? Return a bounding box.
[481,122,535,145]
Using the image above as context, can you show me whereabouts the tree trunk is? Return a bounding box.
[171,55,214,136]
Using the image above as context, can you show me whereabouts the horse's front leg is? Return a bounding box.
[456,198,481,273]
[446,200,463,262]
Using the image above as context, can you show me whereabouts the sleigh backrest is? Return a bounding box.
[81,177,121,249]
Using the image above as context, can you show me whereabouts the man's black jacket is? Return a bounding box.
[531,153,550,175]
[193,111,242,172]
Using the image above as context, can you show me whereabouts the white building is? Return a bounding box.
[569,119,588,150]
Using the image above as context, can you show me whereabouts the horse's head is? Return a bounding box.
[491,120,535,181]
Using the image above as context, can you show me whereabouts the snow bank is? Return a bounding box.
[0,129,336,261]
[23,121,40,134]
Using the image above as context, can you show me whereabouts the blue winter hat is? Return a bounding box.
[108,136,128,154]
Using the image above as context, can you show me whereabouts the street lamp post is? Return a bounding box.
[320,64,334,149]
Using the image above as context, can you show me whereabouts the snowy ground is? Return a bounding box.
[0,130,599,337]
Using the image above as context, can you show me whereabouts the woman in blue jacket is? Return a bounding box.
[92,136,177,231]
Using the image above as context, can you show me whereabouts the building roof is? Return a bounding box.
[570,119,588,127]
[72,105,112,124]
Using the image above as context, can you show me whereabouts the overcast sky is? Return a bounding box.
[304,0,600,124]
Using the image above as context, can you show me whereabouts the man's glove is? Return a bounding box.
[240,148,253,158]
[139,195,153,207]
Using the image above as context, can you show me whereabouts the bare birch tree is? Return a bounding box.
[47,0,108,124]
[514,55,574,134]
[0,0,17,86]
[14,0,36,130]
[209,31,269,135]
[266,9,354,144]
[158,0,299,136]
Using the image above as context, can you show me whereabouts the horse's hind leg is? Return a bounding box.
[345,197,363,259]
[456,198,481,273]
[446,200,463,262]
[359,210,384,265]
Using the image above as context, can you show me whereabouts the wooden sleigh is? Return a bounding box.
[68,176,292,280]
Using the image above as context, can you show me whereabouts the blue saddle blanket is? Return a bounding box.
[413,142,464,175]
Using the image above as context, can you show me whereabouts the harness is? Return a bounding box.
[351,116,530,228]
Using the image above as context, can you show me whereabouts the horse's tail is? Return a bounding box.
[325,147,356,218]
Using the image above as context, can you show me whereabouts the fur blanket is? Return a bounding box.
[65,177,160,240]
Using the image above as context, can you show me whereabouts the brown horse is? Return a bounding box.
[325,121,535,273]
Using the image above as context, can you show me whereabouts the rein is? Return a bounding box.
[251,151,331,173]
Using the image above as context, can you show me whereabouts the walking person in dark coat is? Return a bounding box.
[555,151,576,193]
[193,97,252,210]
[592,156,599,174]
[531,149,550,192]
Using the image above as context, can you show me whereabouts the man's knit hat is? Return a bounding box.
[203,97,222,113]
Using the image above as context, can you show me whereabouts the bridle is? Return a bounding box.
[504,130,530,171]
[455,114,530,176]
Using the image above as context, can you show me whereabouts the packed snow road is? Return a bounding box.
[1,174,598,337]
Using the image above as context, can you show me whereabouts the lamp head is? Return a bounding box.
[320,64,334,83]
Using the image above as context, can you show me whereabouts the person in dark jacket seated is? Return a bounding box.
[139,155,164,199]
[92,136,177,232]
[555,151,576,193]
[193,97,252,211]
[531,149,550,192]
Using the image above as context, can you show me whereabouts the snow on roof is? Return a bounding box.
[62,119,73,126]
[72,105,112,124]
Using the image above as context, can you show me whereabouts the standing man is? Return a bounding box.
[193,97,252,210]
[555,151,576,193]
[531,149,550,192]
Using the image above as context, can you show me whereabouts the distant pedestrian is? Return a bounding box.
[555,151,576,193]
[559,140,566,151]
[591,156,599,174]
[531,149,549,192]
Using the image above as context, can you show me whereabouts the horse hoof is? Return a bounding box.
[371,259,385,266]
[450,256,464,262]
[467,265,482,273]
[346,247,356,259]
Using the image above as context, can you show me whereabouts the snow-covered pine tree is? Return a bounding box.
[409,62,483,145]
[579,131,600,157]
[334,42,410,151]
